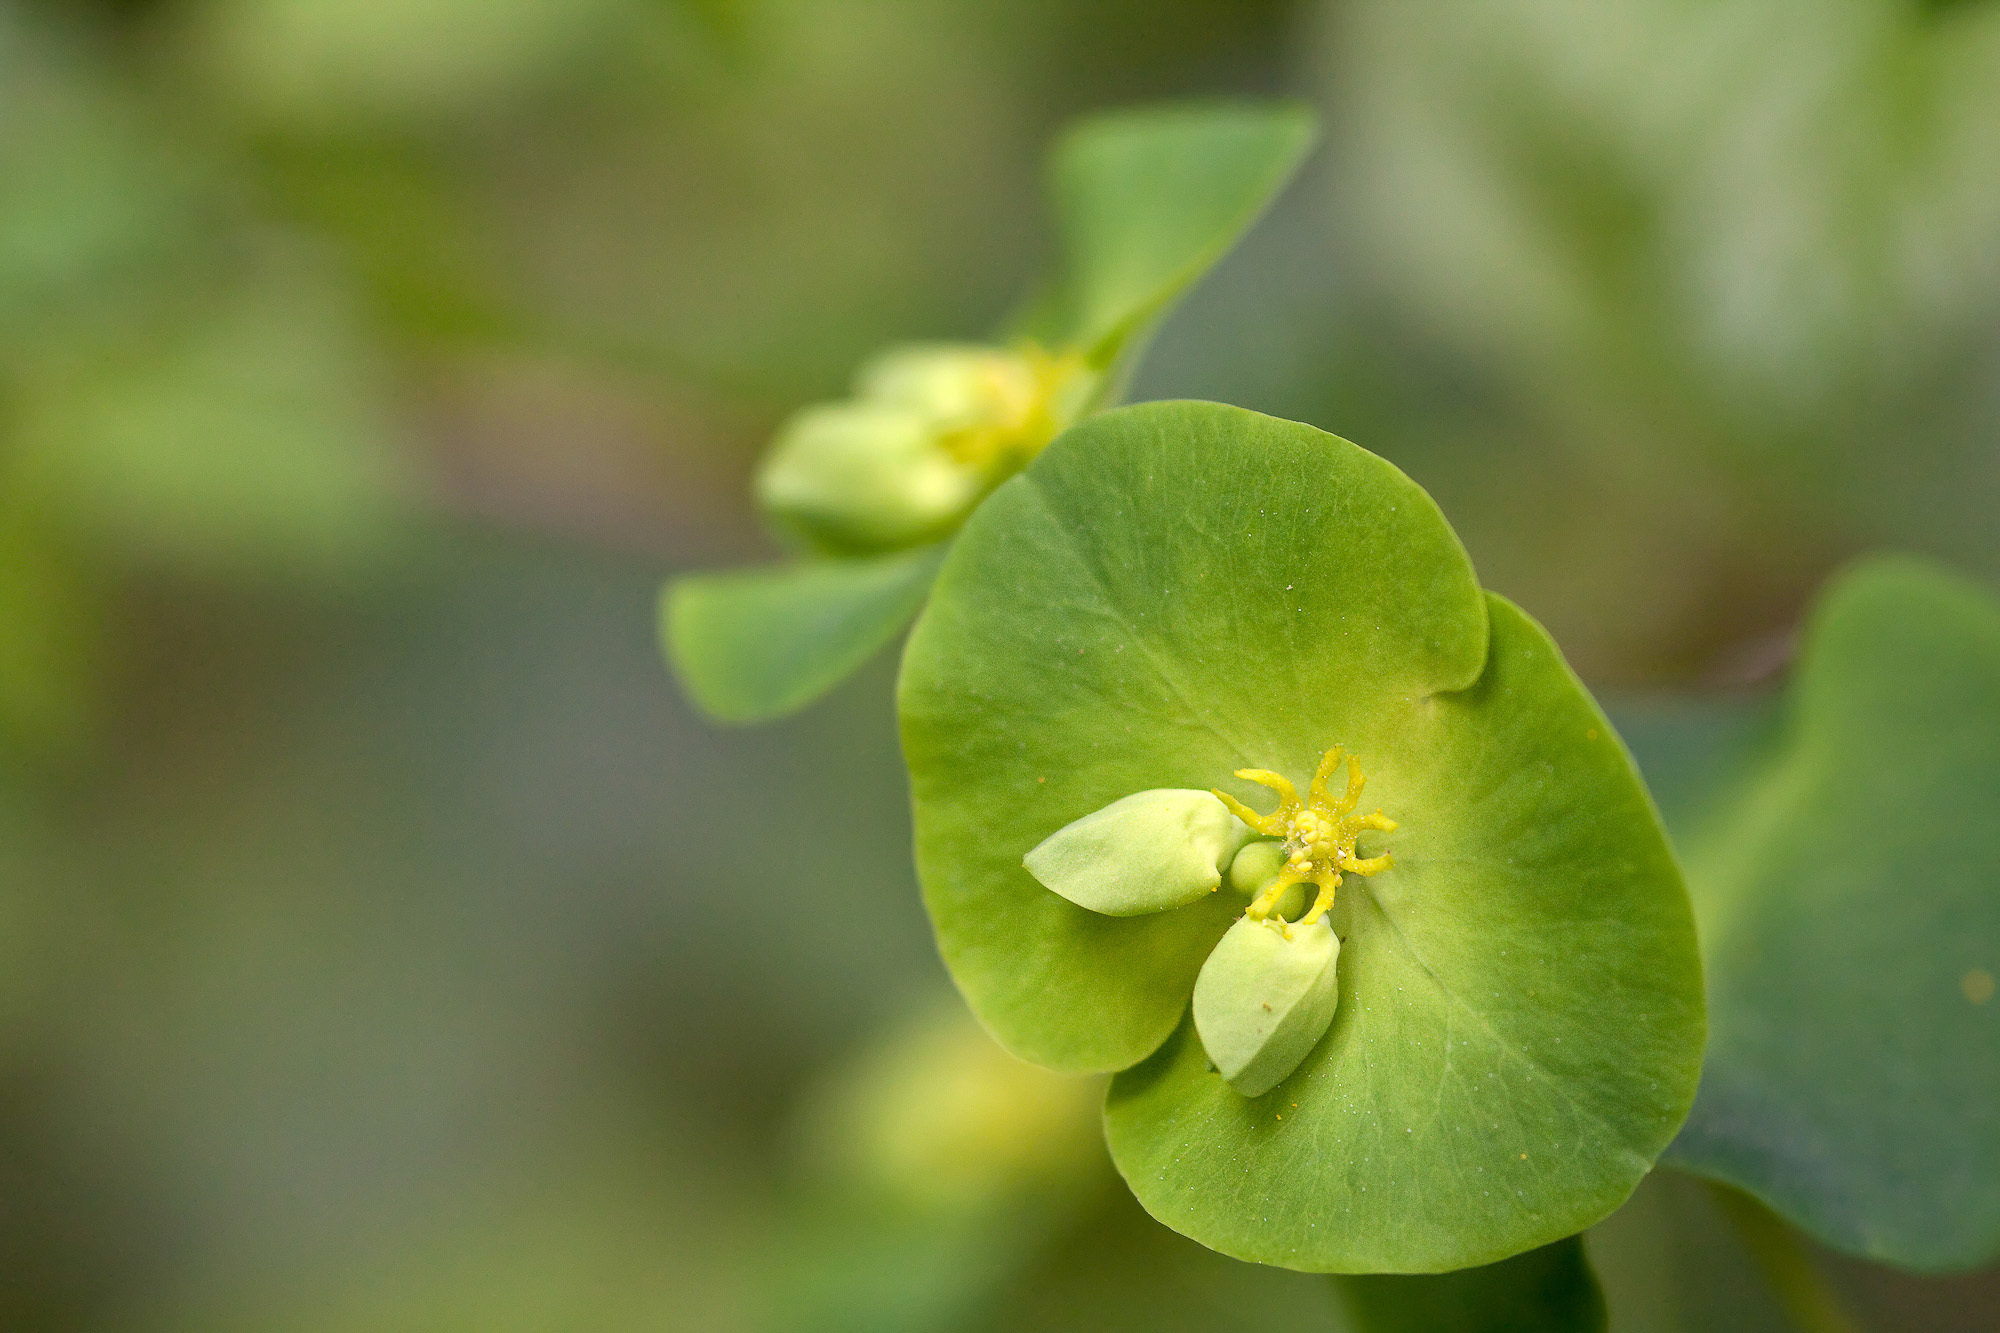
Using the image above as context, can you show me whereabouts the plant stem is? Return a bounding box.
[1708,1184,1866,1333]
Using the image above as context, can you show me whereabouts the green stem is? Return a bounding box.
[1708,1184,1866,1333]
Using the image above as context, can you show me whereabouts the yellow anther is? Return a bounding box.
[1212,746,1396,927]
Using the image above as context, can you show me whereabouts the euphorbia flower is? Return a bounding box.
[899,400,1704,1272]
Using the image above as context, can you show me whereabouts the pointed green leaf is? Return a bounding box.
[1041,103,1316,362]
[1334,1236,1607,1333]
[666,545,945,724]
[1663,555,2000,1271]
[899,401,1704,1270]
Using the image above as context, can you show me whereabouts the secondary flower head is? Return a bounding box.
[756,342,1091,554]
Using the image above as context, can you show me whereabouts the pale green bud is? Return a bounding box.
[1024,789,1256,917]
[855,343,1039,430]
[755,400,983,552]
[1193,916,1340,1098]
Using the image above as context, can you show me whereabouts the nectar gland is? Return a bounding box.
[1213,746,1396,931]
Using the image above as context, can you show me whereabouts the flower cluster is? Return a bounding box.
[756,342,1092,554]
[1024,745,1395,1097]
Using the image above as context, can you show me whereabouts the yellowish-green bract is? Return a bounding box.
[667,102,1319,724]
[899,400,1704,1272]
[1023,788,1254,916]
[1192,916,1340,1097]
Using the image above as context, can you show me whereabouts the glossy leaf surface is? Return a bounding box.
[1664,556,2000,1271]
[900,401,1704,1270]
[1335,1236,1607,1333]
[1044,103,1317,361]
[666,545,945,724]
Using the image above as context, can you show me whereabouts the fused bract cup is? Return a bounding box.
[899,401,1704,1272]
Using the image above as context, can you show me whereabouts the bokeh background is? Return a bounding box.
[2,1,1998,1328]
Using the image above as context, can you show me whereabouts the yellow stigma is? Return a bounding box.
[1212,746,1397,928]
[935,343,1090,476]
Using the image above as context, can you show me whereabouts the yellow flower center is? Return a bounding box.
[936,344,1091,476]
[1212,746,1397,929]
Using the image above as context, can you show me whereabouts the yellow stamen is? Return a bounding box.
[1212,746,1396,927]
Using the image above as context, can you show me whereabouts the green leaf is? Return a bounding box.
[1041,102,1317,363]
[666,544,945,724]
[1334,1236,1608,1333]
[1663,555,2000,1271]
[899,400,1704,1270]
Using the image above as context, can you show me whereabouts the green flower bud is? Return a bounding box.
[1024,788,1255,917]
[1192,915,1340,1098]
[755,342,1093,554]
[755,400,983,553]
[855,344,1039,431]
[1226,839,1309,919]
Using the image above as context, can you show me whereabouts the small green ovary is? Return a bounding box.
[1227,840,1309,919]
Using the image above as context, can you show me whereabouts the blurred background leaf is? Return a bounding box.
[665,544,946,724]
[1663,557,2000,1272]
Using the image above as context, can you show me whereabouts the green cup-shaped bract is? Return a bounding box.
[1024,788,1254,917]
[900,400,1703,1271]
[755,400,982,554]
[1193,916,1341,1098]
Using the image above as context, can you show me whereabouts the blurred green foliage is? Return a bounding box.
[0,0,1997,1329]
[1666,557,2000,1271]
